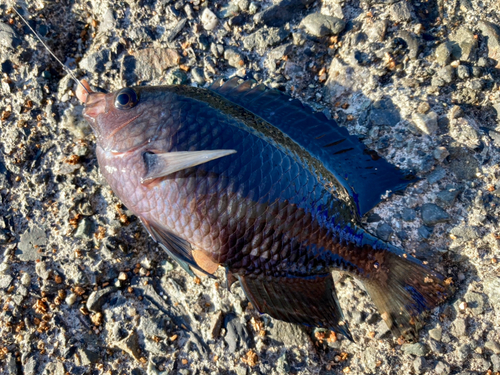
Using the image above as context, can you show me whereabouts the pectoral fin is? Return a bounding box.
[142,150,237,184]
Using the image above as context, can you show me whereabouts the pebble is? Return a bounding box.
[254,0,315,27]
[492,354,500,372]
[16,225,47,262]
[389,1,413,22]
[0,22,21,49]
[35,261,50,280]
[437,65,455,84]
[0,274,12,289]
[266,319,310,346]
[436,185,461,207]
[417,225,433,240]
[376,222,393,241]
[457,65,470,79]
[435,42,453,65]
[362,347,378,372]
[435,361,451,375]
[87,286,117,312]
[191,67,205,85]
[224,48,245,68]
[402,342,429,356]
[420,203,450,226]
[401,207,416,222]
[300,13,346,37]
[65,292,77,306]
[453,318,467,337]
[79,50,110,74]
[449,26,477,61]
[166,68,187,85]
[201,8,219,30]
[412,111,438,135]
[478,21,500,68]
[449,148,479,180]
[464,291,486,315]
[427,166,446,184]
[482,277,500,313]
[20,273,31,286]
[413,356,428,374]
[224,313,253,353]
[209,311,224,339]
[433,146,449,162]
[121,48,180,85]
[74,218,93,239]
[367,97,401,127]
[485,341,500,354]
[449,118,480,149]
[243,27,290,52]
[429,326,442,341]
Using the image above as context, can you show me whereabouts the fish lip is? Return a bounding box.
[83,92,108,122]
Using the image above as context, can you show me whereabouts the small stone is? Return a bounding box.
[402,342,429,356]
[112,330,142,361]
[276,351,290,374]
[21,273,31,286]
[210,311,224,339]
[485,341,500,354]
[35,262,50,280]
[464,291,486,315]
[449,105,464,119]
[74,218,93,239]
[267,319,310,346]
[191,67,205,85]
[362,347,378,371]
[66,292,77,306]
[435,361,451,375]
[376,222,393,241]
[87,286,117,312]
[435,42,453,65]
[449,118,480,149]
[243,27,290,52]
[433,146,450,162]
[16,225,47,261]
[389,1,413,22]
[79,50,109,73]
[166,68,187,85]
[224,48,245,68]
[453,318,467,337]
[121,48,180,85]
[478,21,500,68]
[0,22,21,49]
[300,13,345,37]
[79,348,99,365]
[118,272,128,281]
[420,203,450,226]
[417,102,430,114]
[412,111,438,134]
[437,65,455,83]
[427,166,446,184]
[368,97,401,127]
[449,26,477,61]
[428,338,445,354]
[224,313,253,353]
[428,326,442,341]
[0,274,12,289]
[436,185,462,207]
[492,354,500,372]
[417,226,433,239]
[457,65,470,79]
[483,276,500,313]
[253,0,315,27]
[402,208,416,222]
[201,8,218,30]
[413,356,428,374]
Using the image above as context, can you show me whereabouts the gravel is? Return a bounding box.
[1,0,500,374]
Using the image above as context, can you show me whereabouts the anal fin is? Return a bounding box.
[237,273,353,341]
[140,218,216,279]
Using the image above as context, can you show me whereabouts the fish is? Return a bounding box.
[76,77,451,341]
[14,7,451,342]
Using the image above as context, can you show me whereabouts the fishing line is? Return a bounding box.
[12,7,91,95]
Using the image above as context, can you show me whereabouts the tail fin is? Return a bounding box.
[362,252,452,341]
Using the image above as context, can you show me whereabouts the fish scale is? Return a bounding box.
[83,79,452,341]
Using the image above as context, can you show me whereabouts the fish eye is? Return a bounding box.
[115,88,138,110]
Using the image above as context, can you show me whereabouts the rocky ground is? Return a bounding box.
[1,0,500,374]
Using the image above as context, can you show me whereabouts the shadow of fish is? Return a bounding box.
[78,77,452,341]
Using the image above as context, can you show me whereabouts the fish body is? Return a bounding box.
[83,79,451,340]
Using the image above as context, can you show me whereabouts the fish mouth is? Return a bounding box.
[83,92,108,121]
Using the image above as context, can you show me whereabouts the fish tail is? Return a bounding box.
[361,249,452,341]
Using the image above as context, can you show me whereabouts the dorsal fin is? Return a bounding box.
[209,77,414,216]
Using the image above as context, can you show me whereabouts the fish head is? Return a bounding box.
[82,86,168,153]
